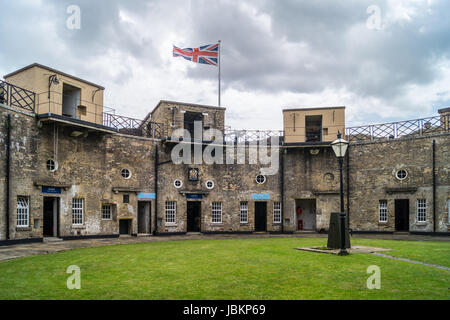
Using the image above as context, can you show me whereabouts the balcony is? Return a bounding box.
[0,80,36,112]
[1,80,164,139]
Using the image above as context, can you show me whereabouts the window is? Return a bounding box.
[206,180,214,190]
[101,205,112,220]
[448,199,450,224]
[256,175,266,184]
[212,202,222,223]
[273,202,282,223]
[72,198,84,225]
[396,169,408,181]
[17,196,29,227]
[165,201,176,224]
[379,200,388,222]
[417,199,427,222]
[46,159,58,172]
[240,202,248,223]
[305,115,322,142]
[121,168,131,179]
[123,194,129,203]
[174,179,183,189]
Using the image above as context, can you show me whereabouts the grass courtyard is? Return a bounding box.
[0,237,448,300]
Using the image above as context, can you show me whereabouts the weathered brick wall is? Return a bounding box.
[150,101,226,137]
[1,102,449,240]
[0,105,40,240]
[348,135,449,232]
[283,147,345,232]
[157,145,282,233]
[0,105,158,240]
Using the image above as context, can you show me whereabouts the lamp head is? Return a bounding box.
[331,130,349,158]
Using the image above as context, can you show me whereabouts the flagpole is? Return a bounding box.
[218,40,221,107]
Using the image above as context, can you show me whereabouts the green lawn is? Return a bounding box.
[0,238,448,300]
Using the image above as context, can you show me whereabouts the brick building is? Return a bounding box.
[0,64,449,243]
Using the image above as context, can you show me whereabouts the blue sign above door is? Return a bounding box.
[137,192,156,199]
[42,186,62,194]
[252,194,270,200]
[186,194,203,199]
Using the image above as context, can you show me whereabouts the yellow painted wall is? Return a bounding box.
[283,107,345,143]
[5,66,104,125]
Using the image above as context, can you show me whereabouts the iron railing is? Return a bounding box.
[345,115,450,143]
[102,112,164,139]
[224,128,284,144]
[0,80,36,112]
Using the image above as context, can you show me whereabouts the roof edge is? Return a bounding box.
[283,106,346,112]
[3,63,105,90]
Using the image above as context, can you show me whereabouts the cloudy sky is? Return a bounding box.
[1,0,449,129]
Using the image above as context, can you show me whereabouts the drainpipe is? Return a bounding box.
[432,140,436,233]
[280,148,285,233]
[154,145,158,235]
[5,114,11,240]
[346,146,350,228]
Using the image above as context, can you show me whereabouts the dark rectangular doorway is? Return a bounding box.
[43,197,59,237]
[254,202,267,232]
[187,201,201,232]
[138,201,151,234]
[119,219,131,235]
[395,199,409,231]
[184,112,203,139]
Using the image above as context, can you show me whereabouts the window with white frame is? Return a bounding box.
[212,202,222,223]
[417,199,427,222]
[121,168,131,179]
[256,175,266,184]
[101,204,112,220]
[273,201,282,223]
[17,196,29,227]
[379,200,388,222]
[448,199,450,224]
[165,201,176,224]
[72,198,84,225]
[240,202,248,223]
[46,159,58,172]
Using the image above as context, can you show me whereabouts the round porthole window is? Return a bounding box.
[206,180,214,189]
[174,179,183,189]
[396,169,408,181]
[46,159,58,172]
[256,175,266,184]
[121,168,131,179]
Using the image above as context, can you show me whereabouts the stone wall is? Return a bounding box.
[0,104,158,240]
[156,144,282,233]
[1,102,449,241]
[348,135,449,232]
[283,147,345,232]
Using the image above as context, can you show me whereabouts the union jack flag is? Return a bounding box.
[173,43,219,66]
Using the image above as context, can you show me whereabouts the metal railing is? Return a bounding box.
[0,80,36,112]
[224,128,284,144]
[345,115,450,143]
[103,112,164,139]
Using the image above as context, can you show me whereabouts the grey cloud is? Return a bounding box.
[186,0,450,102]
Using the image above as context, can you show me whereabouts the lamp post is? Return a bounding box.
[331,131,349,256]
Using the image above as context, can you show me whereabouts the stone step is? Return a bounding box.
[43,237,63,243]
[186,232,202,235]
[137,233,152,237]
[393,232,410,235]
[294,230,317,234]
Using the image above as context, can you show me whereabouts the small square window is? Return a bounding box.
[102,205,112,220]
[123,194,130,203]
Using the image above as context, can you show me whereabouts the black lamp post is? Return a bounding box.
[331,131,349,255]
